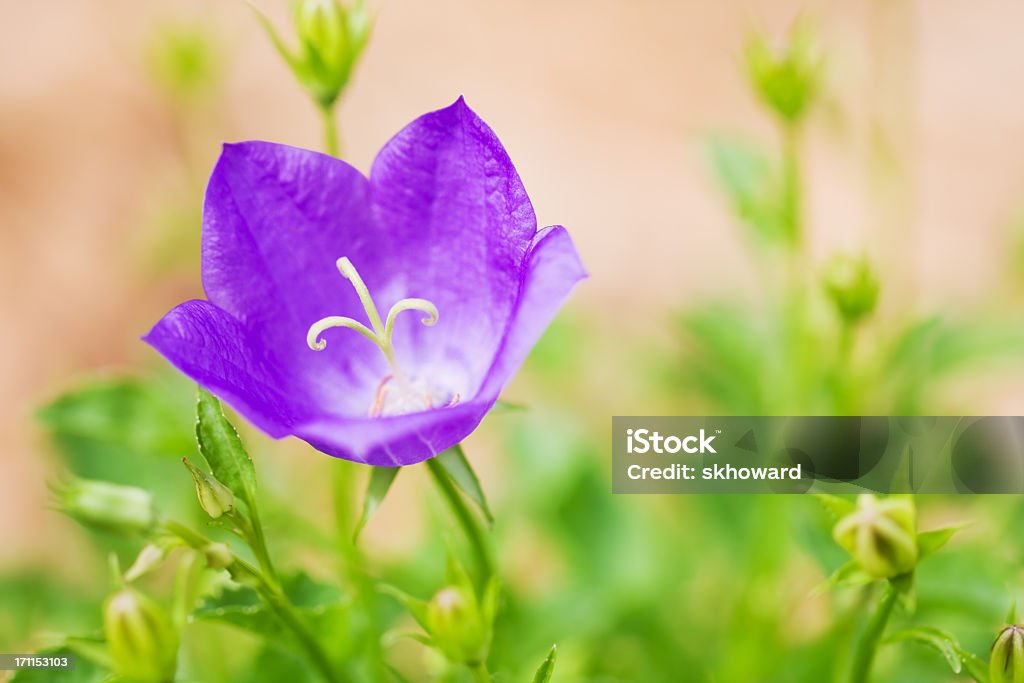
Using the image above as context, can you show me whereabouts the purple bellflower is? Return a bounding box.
[144,98,585,466]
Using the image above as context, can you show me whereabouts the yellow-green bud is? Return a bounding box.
[833,494,917,578]
[822,254,880,325]
[426,586,491,666]
[103,587,178,683]
[744,18,822,124]
[182,458,234,519]
[52,478,156,536]
[991,625,1024,683]
[202,542,233,571]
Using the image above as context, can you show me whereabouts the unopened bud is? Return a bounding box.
[426,586,491,666]
[256,0,371,109]
[202,542,233,571]
[833,494,918,578]
[991,625,1024,683]
[745,18,822,124]
[182,458,234,519]
[52,478,156,536]
[822,254,880,325]
[104,587,178,683]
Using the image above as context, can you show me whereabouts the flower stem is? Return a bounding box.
[162,520,346,683]
[848,582,899,683]
[321,103,340,157]
[426,458,494,582]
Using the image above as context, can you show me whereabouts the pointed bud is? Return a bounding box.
[833,494,918,578]
[202,542,233,571]
[255,0,371,109]
[992,625,1024,683]
[745,18,822,124]
[52,477,156,536]
[822,254,880,325]
[124,544,169,583]
[182,458,234,519]
[426,586,491,666]
[104,587,178,683]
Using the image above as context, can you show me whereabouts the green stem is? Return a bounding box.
[426,458,494,582]
[781,121,803,252]
[162,520,346,683]
[469,662,491,683]
[321,103,340,157]
[848,582,899,683]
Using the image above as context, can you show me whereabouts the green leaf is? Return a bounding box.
[354,466,400,540]
[435,445,494,525]
[813,559,874,596]
[917,526,963,561]
[702,134,787,243]
[532,644,558,683]
[195,388,258,514]
[885,627,962,674]
[378,584,430,631]
[955,646,990,683]
[193,572,352,653]
[37,373,194,463]
[813,493,855,522]
[1008,600,1018,625]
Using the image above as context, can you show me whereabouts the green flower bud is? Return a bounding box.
[52,477,157,536]
[426,586,491,666]
[103,587,178,683]
[202,542,233,571]
[744,18,822,124]
[822,254,880,325]
[182,458,234,519]
[833,494,918,578]
[991,625,1024,683]
[255,0,371,109]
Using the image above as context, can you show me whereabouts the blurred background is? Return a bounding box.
[3,0,1024,681]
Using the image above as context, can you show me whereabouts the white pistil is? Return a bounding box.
[307,257,442,416]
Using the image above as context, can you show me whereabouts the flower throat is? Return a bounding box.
[307,257,457,417]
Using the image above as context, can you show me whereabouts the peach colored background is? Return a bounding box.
[3,0,1024,566]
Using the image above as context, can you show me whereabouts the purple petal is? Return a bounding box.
[477,225,587,399]
[368,97,538,398]
[295,398,496,466]
[200,141,390,415]
[143,300,304,437]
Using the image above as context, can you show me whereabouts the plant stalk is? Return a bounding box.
[426,458,494,582]
[162,520,347,683]
[848,582,899,683]
[321,103,340,157]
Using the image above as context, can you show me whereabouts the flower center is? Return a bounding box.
[307,257,457,417]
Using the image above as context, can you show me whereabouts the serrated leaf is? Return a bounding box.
[813,493,855,522]
[354,467,399,540]
[886,627,962,674]
[435,445,493,525]
[37,374,194,463]
[532,644,558,683]
[917,526,963,561]
[193,572,351,652]
[195,388,258,514]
